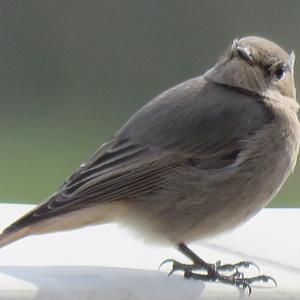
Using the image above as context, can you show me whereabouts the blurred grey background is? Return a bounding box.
[0,0,299,206]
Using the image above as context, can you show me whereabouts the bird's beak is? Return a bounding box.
[289,51,295,72]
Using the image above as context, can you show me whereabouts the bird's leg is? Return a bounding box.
[178,242,218,277]
[159,243,277,295]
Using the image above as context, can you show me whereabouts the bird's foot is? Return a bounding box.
[184,268,277,295]
[159,258,259,276]
[159,259,277,295]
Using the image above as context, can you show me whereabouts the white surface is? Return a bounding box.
[0,204,299,299]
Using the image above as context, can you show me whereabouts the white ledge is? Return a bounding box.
[0,204,299,299]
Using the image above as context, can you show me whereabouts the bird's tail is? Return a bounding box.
[0,226,31,249]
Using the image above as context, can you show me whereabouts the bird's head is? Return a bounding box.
[205,36,296,99]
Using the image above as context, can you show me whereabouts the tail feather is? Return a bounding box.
[0,227,31,249]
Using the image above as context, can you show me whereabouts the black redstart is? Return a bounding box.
[0,36,299,292]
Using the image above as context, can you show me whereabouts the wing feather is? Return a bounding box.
[5,77,274,232]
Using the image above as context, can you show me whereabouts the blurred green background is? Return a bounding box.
[0,1,299,207]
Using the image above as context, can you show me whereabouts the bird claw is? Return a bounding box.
[158,259,175,271]
[159,259,184,272]
[233,261,261,273]
[217,260,260,273]
[158,259,181,276]
[245,275,277,287]
[159,258,276,295]
[159,259,208,276]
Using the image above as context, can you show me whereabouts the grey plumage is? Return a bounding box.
[0,36,299,249]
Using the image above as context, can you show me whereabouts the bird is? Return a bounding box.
[0,36,299,292]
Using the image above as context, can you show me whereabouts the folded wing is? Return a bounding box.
[4,77,273,232]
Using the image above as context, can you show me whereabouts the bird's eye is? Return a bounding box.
[274,65,286,80]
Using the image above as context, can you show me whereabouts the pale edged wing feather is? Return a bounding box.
[4,77,274,232]
[5,138,181,231]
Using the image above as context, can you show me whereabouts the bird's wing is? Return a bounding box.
[5,77,273,230]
